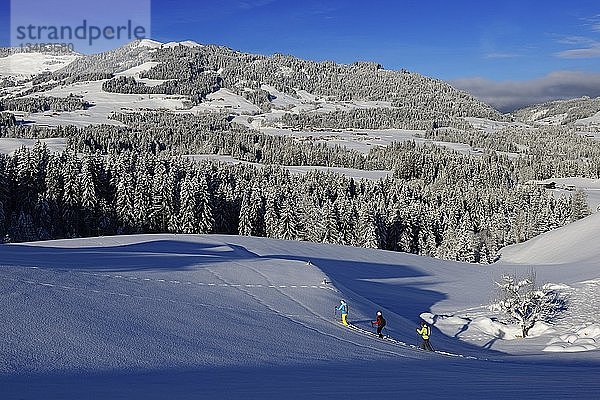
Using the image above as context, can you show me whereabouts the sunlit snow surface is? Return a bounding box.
[0,52,79,77]
[1,225,599,398]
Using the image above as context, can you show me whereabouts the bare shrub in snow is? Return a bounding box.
[490,271,567,338]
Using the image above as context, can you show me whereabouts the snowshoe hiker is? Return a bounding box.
[335,300,349,326]
[417,321,434,351]
[371,310,386,338]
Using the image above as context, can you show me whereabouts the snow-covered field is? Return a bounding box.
[183,88,261,115]
[0,137,67,154]
[576,111,600,127]
[463,117,526,132]
[259,126,483,155]
[20,80,189,127]
[0,52,79,77]
[1,211,599,398]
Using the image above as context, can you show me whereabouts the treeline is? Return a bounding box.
[0,112,16,127]
[0,143,588,263]
[0,77,17,89]
[2,111,600,183]
[102,74,222,103]
[423,126,600,179]
[0,95,91,113]
[33,71,113,86]
[278,107,473,131]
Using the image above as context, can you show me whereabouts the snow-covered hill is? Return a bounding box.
[1,39,505,128]
[1,232,599,399]
[512,96,600,127]
[500,211,600,267]
[0,51,79,77]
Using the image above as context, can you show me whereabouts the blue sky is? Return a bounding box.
[1,0,599,109]
[148,0,600,82]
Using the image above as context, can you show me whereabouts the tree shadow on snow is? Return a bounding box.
[0,239,260,272]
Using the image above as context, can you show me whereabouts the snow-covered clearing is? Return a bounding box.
[576,110,600,127]
[463,117,525,132]
[0,52,79,77]
[536,113,569,125]
[526,177,600,212]
[260,126,480,155]
[22,80,189,127]
[1,209,599,398]
[181,88,261,115]
[0,137,67,154]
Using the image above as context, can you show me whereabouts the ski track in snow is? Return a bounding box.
[344,323,487,361]
[0,273,312,319]
[0,263,337,321]
[235,260,484,361]
[1,263,481,361]
[0,264,336,292]
[233,261,436,359]
[207,264,416,360]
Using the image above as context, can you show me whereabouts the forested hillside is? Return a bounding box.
[0,112,591,263]
[0,41,594,263]
[12,40,508,130]
[512,97,600,125]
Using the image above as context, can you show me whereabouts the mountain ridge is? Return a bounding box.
[1,39,506,129]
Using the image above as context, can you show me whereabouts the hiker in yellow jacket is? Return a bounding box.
[417,321,434,351]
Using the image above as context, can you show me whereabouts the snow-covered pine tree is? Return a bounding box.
[179,173,199,234]
[197,175,214,233]
[150,160,173,232]
[238,189,254,236]
[277,197,301,241]
[569,190,590,222]
[356,202,379,249]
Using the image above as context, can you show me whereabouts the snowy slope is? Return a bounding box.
[576,110,600,126]
[0,137,67,154]
[500,212,600,266]
[0,52,79,77]
[1,233,599,399]
[23,80,189,127]
[497,213,600,353]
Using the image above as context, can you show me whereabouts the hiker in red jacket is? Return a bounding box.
[371,310,387,338]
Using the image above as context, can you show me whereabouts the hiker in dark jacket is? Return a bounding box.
[371,311,387,338]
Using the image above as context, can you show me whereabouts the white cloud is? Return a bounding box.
[484,52,519,59]
[555,15,600,58]
[451,71,600,112]
[556,43,600,58]
[556,36,595,45]
[237,0,277,10]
